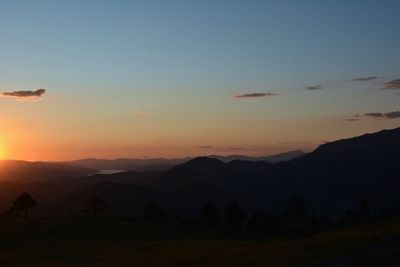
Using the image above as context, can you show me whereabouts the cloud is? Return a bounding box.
[384,111,400,119]
[345,114,361,122]
[345,117,361,122]
[2,89,46,99]
[135,110,153,116]
[364,112,383,118]
[351,76,379,81]
[364,111,400,119]
[382,79,400,90]
[234,92,278,98]
[345,118,360,122]
[304,84,323,90]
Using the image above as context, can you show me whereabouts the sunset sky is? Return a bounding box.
[1,0,399,161]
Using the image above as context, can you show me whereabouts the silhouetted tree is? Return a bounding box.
[141,202,167,223]
[224,201,248,231]
[286,194,307,222]
[200,202,221,228]
[11,192,37,221]
[84,198,107,215]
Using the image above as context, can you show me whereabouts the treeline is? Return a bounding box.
[0,192,391,237]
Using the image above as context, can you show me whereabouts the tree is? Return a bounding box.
[200,202,221,228]
[141,202,167,223]
[223,201,248,231]
[10,192,37,221]
[84,198,107,215]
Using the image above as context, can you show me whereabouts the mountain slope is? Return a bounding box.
[152,127,400,217]
[62,150,305,172]
[0,160,95,182]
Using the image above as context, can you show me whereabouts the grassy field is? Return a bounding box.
[1,217,400,267]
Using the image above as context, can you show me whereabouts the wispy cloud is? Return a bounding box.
[135,110,153,116]
[364,112,384,118]
[384,111,400,119]
[304,84,323,90]
[345,114,361,122]
[364,111,400,119]
[382,79,400,90]
[351,76,379,81]
[234,92,278,98]
[2,89,46,101]
[345,118,360,122]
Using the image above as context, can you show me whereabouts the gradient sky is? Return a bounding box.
[0,0,399,161]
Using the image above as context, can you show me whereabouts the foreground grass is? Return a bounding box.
[0,216,400,267]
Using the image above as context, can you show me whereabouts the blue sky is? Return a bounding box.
[0,0,399,160]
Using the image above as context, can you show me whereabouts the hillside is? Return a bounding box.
[0,160,94,181]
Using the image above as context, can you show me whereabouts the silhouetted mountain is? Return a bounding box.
[153,127,400,217]
[0,160,94,182]
[208,150,305,163]
[297,128,399,164]
[63,158,190,172]
[83,170,160,186]
[62,150,305,172]
[270,127,400,216]
[153,157,271,216]
[2,128,399,219]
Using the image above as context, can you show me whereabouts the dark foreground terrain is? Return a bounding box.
[1,216,400,267]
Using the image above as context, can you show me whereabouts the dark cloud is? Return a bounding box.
[351,76,379,81]
[384,111,400,119]
[364,112,383,118]
[3,89,46,98]
[304,84,323,90]
[382,79,400,90]
[235,92,278,98]
[364,111,400,119]
[345,114,361,122]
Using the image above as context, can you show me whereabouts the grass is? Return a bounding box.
[0,216,400,266]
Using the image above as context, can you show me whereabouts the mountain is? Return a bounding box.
[208,150,306,163]
[0,160,95,182]
[2,128,399,219]
[62,150,305,172]
[270,127,400,216]
[63,158,190,171]
[152,127,400,217]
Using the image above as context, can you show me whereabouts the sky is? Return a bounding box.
[0,0,399,161]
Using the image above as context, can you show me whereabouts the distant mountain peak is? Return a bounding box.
[179,157,225,168]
